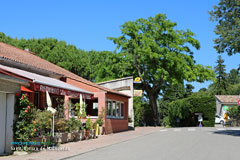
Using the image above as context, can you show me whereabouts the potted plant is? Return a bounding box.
[97,108,105,135]
[75,100,87,140]
[13,94,38,152]
[55,118,68,143]
[35,109,52,147]
[85,117,92,139]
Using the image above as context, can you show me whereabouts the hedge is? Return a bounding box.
[164,93,216,127]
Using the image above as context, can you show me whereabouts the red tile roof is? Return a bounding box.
[215,95,239,103]
[0,42,130,97]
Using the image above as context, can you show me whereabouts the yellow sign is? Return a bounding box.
[134,90,143,97]
[134,77,141,83]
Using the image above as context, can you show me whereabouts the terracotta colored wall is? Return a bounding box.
[65,77,129,134]
[66,78,100,93]
[104,93,129,134]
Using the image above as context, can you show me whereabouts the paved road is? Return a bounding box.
[64,127,240,160]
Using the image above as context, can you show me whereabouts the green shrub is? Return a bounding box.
[227,106,240,119]
[55,118,67,132]
[85,117,92,130]
[134,97,154,126]
[66,117,79,132]
[164,93,216,127]
[35,109,52,136]
[14,94,37,143]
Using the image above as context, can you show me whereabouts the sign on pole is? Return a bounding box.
[134,90,143,97]
[238,100,240,106]
[134,77,141,83]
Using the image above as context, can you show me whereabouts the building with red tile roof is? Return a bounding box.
[215,95,239,117]
[0,42,130,134]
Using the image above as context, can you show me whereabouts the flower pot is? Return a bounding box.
[30,137,43,147]
[99,126,103,135]
[85,130,90,140]
[55,132,68,144]
[79,130,85,141]
[72,131,80,141]
[42,136,51,147]
[67,132,75,142]
[90,129,96,139]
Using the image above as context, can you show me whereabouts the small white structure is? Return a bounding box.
[0,73,28,155]
[97,77,134,127]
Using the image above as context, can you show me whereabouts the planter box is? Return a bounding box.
[90,129,96,139]
[79,130,85,141]
[85,130,90,140]
[42,136,51,147]
[67,133,74,142]
[55,132,68,144]
[72,131,80,141]
[99,126,103,135]
[30,137,43,147]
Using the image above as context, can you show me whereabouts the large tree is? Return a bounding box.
[109,14,215,125]
[209,0,240,55]
[214,55,230,94]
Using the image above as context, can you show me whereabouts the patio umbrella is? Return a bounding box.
[46,91,56,137]
[79,94,83,115]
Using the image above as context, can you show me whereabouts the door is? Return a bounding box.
[0,92,6,154]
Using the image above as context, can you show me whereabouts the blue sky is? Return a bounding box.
[1,0,240,91]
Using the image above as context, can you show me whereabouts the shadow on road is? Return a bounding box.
[213,130,240,137]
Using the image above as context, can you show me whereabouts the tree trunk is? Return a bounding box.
[147,91,160,126]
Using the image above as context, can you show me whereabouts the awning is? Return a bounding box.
[21,86,33,92]
[0,64,93,99]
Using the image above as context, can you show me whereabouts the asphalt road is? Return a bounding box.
[64,127,240,160]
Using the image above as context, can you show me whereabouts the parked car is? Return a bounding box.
[215,114,224,124]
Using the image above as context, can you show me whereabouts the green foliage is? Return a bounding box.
[55,118,67,132]
[35,110,52,136]
[227,69,240,85]
[85,117,93,130]
[133,97,154,126]
[0,32,132,82]
[66,117,80,132]
[209,0,240,55]
[75,102,87,119]
[14,94,37,142]
[96,108,105,126]
[227,106,240,119]
[212,55,230,95]
[55,98,65,119]
[109,14,215,124]
[164,93,216,127]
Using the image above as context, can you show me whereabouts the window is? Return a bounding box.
[121,103,124,117]
[34,92,39,108]
[107,101,112,116]
[112,101,116,116]
[106,99,124,119]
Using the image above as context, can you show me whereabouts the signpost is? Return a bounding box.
[134,77,141,83]
[238,99,240,106]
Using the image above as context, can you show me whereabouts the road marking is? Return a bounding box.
[160,129,167,132]
[173,128,181,132]
[216,128,225,131]
[188,128,196,132]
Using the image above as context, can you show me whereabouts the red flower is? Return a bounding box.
[15,93,20,97]
[21,96,24,100]
[34,129,37,132]
[33,121,36,124]
[24,110,28,113]
[27,106,31,109]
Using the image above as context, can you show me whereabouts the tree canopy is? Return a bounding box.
[109,14,215,125]
[209,0,240,55]
[0,32,132,82]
